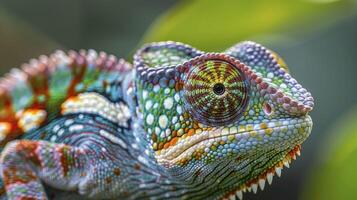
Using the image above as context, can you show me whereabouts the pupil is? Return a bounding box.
[213,83,225,95]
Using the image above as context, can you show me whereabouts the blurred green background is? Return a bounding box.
[1,0,357,199]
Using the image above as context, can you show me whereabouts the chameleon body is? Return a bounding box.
[0,41,314,200]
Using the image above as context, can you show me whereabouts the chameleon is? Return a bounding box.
[0,41,314,200]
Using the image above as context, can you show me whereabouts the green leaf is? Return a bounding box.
[142,0,356,51]
[302,106,357,200]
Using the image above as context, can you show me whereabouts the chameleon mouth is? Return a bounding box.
[219,145,302,200]
[155,115,312,166]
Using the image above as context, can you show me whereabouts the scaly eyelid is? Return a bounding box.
[179,53,250,126]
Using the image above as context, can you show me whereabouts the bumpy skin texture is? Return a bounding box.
[0,41,314,200]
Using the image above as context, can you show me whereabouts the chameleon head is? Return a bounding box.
[134,41,314,198]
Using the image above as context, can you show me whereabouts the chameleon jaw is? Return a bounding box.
[155,115,312,167]
[154,115,311,199]
[219,145,302,200]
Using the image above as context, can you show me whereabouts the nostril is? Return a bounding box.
[263,102,273,116]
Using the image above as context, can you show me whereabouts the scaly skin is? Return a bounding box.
[0,41,314,200]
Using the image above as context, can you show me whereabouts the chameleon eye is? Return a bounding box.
[183,54,249,126]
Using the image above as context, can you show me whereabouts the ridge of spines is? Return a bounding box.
[0,49,131,146]
[220,145,301,200]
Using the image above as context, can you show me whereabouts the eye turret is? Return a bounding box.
[182,54,249,126]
